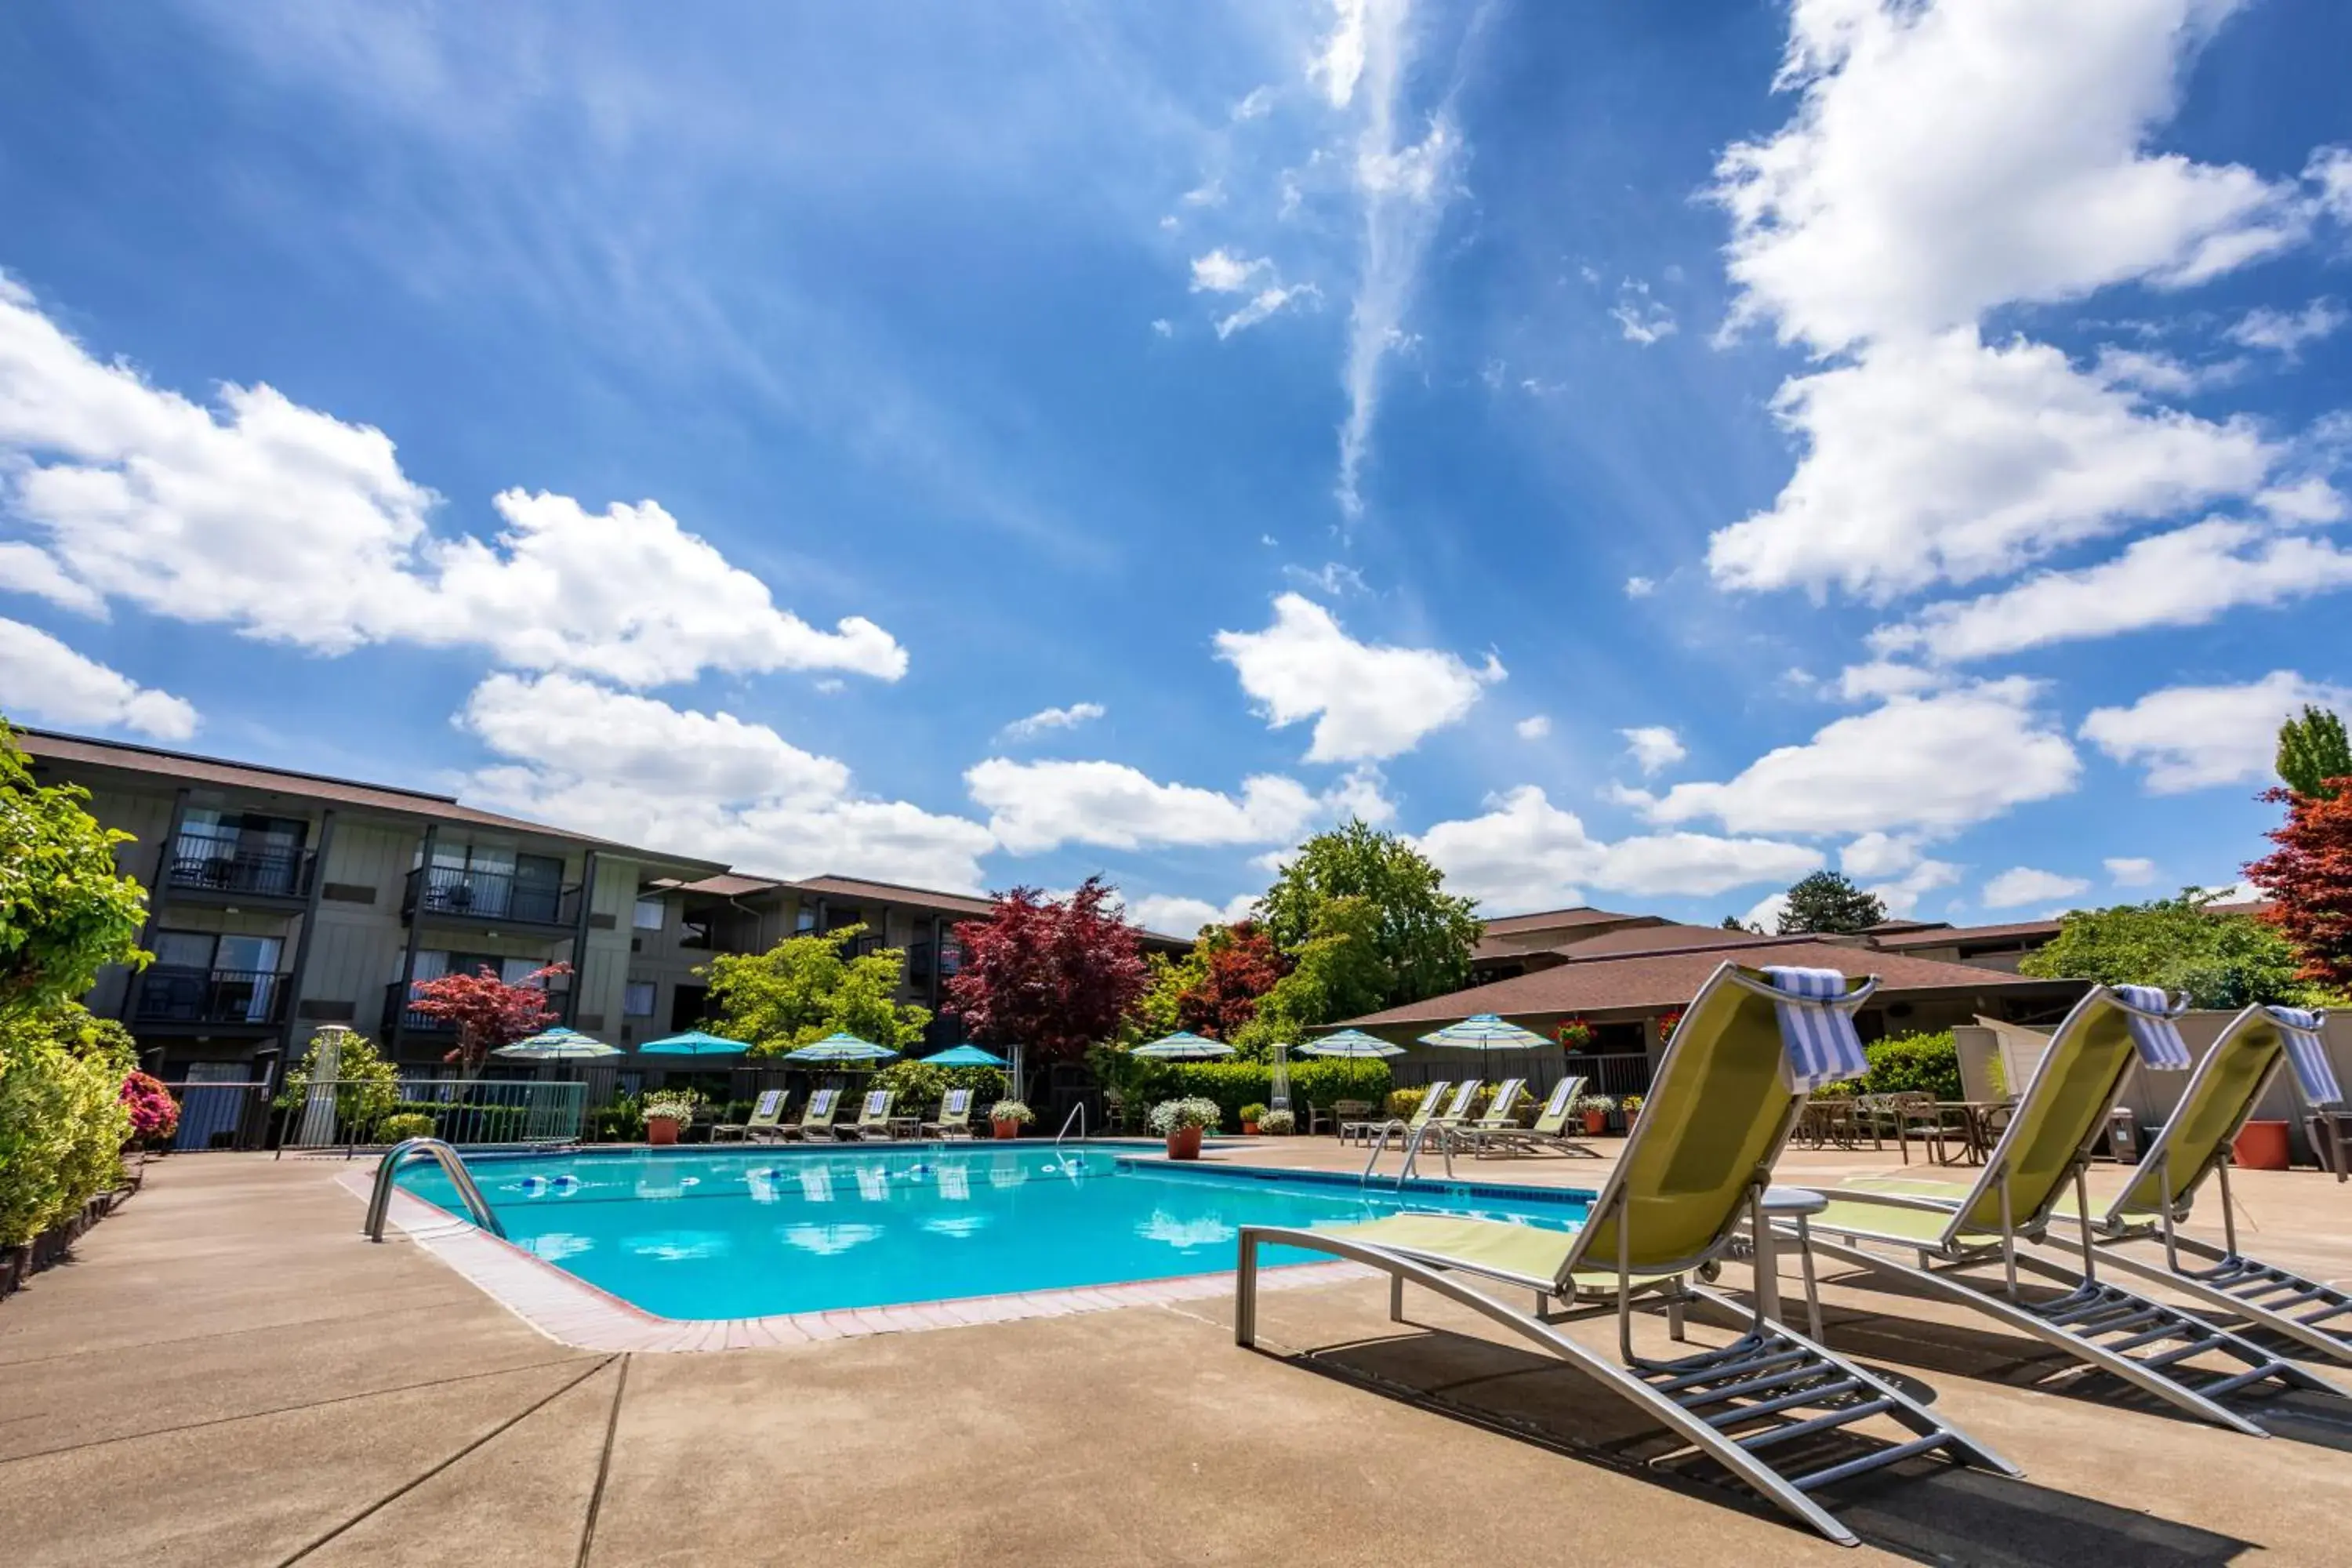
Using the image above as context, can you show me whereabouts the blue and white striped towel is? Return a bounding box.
[2267,1006,2341,1105]
[2114,985,2192,1070]
[1763,966,1867,1091]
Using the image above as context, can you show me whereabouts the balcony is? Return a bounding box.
[166,837,316,905]
[383,980,572,1039]
[134,967,291,1029]
[403,866,581,930]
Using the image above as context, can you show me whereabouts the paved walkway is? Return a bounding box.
[1,1145,2348,1565]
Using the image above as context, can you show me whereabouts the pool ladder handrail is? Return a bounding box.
[1359,1117,1454,1191]
[1053,1102,1086,1169]
[364,1137,506,1241]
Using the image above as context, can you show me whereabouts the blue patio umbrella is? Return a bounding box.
[636,1029,752,1057]
[1298,1029,1406,1058]
[923,1044,1010,1068]
[1416,1013,1548,1051]
[494,1026,621,1061]
[1132,1030,1235,1061]
[781,1031,900,1065]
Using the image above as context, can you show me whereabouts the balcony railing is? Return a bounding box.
[167,837,315,901]
[403,866,579,927]
[383,980,572,1038]
[135,967,292,1027]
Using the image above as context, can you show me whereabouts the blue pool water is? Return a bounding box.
[397,1143,1593,1319]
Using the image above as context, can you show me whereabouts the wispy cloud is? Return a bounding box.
[996,701,1107,742]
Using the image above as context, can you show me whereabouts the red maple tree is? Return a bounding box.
[1175,922,1290,1040]
[2245,782,2352,991]
[408,962,572,1072]
[946,877,1149,1065]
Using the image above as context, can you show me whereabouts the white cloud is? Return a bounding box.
[1181,177,1225,209]
[1623,575,1656,598]
[459,673,996,891]
[1742,891,1790,932]
[1128,891,1258,935]
[1310,0,1369,108]
[1841,831,1918,879]
[2227,298,2347,357]
[1281,561,1369,597]
[1713,0,2303,352]
[996,702,1106,742]
[2106,855,2159,887]
[1515,714,1550,741]
[1610,280,1677,345]
[1981,866,2091,910]
[1189,249,1270,293]
[1415,786,1822,912]
[1867,857,1962,918]
[0,619,197,739]
[1835,660,1944,700]
[2092,346,2231,397]
[1217,283,1320,338]
[2081,669,2349,793]
[964,757,1327,855]
[0,278,904,688]
[1620,724,1686,775]
[1214,593,1501,763]
[1150,318,1174,338]
[1233,86,1276,122]
[1640,679,2080,836]
[2312,145,2352,223]
[1870,519,2352,665]
[0,542,106,615]
[1707,330,2276,599]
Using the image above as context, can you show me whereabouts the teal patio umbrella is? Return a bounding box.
[923,1044,1010,1068]
[494,1026,621,1062]
[781,1031,900,1065]
[1132,1030,1235,1061]
[1298,1029,1406,1058]
[1416,1013,1548,1051]
[637,1029,751,1057]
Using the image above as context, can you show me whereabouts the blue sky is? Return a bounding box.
[2,0,2348,932]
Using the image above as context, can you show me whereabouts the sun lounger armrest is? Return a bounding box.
[1795,1184,1973,1217]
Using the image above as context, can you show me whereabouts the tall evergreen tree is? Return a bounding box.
[1776,870,1887,935]
[2278,704,2351,800]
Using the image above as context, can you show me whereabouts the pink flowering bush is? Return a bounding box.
[119,1071,179,1143]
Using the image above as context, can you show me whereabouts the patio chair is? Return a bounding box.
[1236,964,2016,1548]
[1347,1081,1450,1147]
[1842,1004,2352,1366]
[1786,987,2350,1436]
[833,1088,898,1142]
[920,1087,977,1139]
[1463,1076,1597,1158]
[776,1087,842,1142]
[713,1088,789,1143]
[1310,1098,1370,1138]
[1437,1078,1525,1154]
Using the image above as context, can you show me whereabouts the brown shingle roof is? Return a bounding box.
[1477,905,1650,937]
[19,728,724,872]
[1869,919,2062,950]
[1552,924,1791,961]
[1342,939,2082,1027]
[789,874,1000,919]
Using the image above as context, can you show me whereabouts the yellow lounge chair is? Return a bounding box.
[1236,963,2015,1548]
[712,1088,789,1143]
[776,1087,842,1142]
[1462,1076,1596,1158]
[1787,987,2347,1436]
[833,1088,898,1142]
[920,1087,977,1140]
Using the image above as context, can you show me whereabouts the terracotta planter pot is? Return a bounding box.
[645,1115,682,1147]
[1581,1110,1609,1135]
[1165,1126,1204,1160]
[2233,1119,2291,1171]
[993,1119,1022,1140]
[1240,1121,1260,1136]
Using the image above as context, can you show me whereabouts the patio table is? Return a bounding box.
[1932,1101,2013,1165]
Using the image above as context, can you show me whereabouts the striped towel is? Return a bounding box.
[1543,1079,1577,1116]
[2114,985,2192,1070]
[1763,967,1868,1091]
[862,1090,890,1117]
[2267,1006,2342,1105]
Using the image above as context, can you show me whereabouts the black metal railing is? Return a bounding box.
[383,980,570,1038]
[135,967,292,1026]
[404,866,579,927]
[167,837,315,899]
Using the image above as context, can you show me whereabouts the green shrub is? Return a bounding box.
[876,1058,1007,1115]
[1386,1087,1425,1120]
[378,1112,437,1142]
[1117,1059,1390,1129]
[592,1093,644,1143]
[1239,1102,1268,1123]
[1860,1031,1961,1100]
[0,1005,135,1247]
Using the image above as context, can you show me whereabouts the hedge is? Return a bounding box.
[1119,1060,1391,1130]
[0,1011,135,1247]
[1814,1030,1962,1102]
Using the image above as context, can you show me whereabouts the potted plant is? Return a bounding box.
[118,1070,179,1154]
[642,1091,699,1147]
[1618,1094,1645,1132]
[1258,1108,1295,1136]
[1239,1102,1267,1136]
[1654,1009,1683,1044]
[1147,1097,1221,1160]
[989,1099,1034,1140]
[1555,1017,1595,1051]
[1576,1094,1615,1136]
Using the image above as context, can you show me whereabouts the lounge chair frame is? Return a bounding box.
[1790,988,2347,1436]
[1457,1075,1599,1159]
[1238,964,2013,1548]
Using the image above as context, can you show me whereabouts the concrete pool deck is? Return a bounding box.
[1,1143,2347,1565]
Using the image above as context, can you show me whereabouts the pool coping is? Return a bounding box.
[333,1160,1380,1352]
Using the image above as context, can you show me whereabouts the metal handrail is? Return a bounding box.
[1396,1119,1454,1189]
[364,1138,506,1241]
[1053,1102,1086,1167]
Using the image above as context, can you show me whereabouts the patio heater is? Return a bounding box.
[294,1024,347,1148]
[1269,1041,1290,1112]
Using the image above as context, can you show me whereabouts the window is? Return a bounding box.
[793,904,817,934]
[632,898,666,931]
[623,981,656,1018]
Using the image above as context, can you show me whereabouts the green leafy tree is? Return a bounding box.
[1254,822,1479,1009]
[2019,892,2325,1008]
[1235,896,1391,1051]
[1776,870,1887,935]
[0,1004,136,1245]
[275,1028,400,1128]
[2278,705,2352,800]
[0,719,151,1011]
[703,924,930,1055]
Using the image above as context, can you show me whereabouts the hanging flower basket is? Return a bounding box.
[1554,1017,1595,1051]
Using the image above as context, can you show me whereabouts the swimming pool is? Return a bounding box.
[396,1143,1592,1320]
